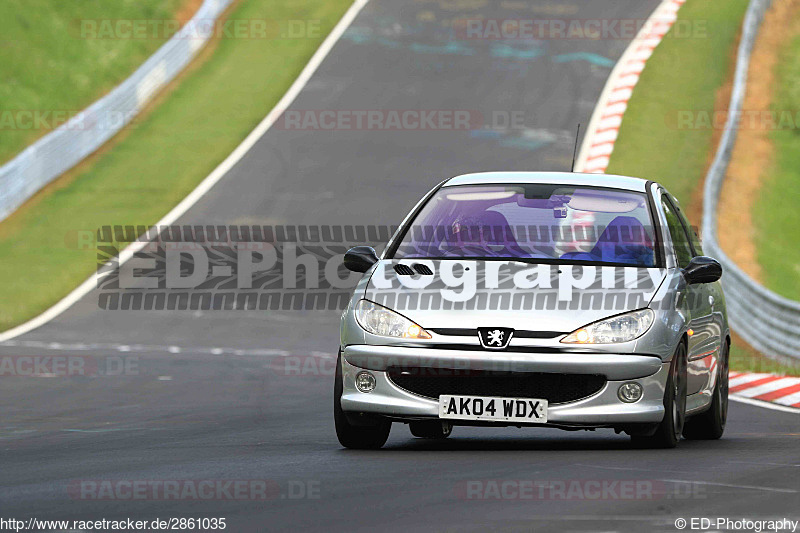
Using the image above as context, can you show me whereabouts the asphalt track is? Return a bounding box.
[1,1,798,531]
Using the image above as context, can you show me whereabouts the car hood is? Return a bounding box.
[364,260,667,333]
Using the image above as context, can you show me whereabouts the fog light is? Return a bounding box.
[618,382,643,403]
[355,371,376,393]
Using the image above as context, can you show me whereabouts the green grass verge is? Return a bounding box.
[606,0,800,376]
[0,0,352,331]
[752,30,800,301]
[606,0,749,205]
[0,0,185,163]
[729,335,800,376]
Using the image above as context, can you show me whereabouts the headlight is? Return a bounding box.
[354,300,431,339]
[561,309,655,344]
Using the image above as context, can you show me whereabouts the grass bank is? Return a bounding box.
[606,0,800,376]
[0,0,353,331]
[606,0,749,205]
[752,15,800,301]
[0,0,189,163]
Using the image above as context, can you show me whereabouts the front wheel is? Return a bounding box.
[334,353,391,449]
[632,342,687,449]
[683,341,728,440]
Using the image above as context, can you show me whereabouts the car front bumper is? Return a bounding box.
[340,345,669,426]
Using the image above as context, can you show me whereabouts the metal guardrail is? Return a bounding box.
[0,0,234,222]
[702,0,800,361]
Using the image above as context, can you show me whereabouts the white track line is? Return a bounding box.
[575,0,686,173]
[730,394,800,414]
[0,339,334,358]
[729,372,800,410]
[658,478,798,494]
[733,377,800,398]
[0,0,370,343]
[773,390,800,407]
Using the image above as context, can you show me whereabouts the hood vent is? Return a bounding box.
[392,263,434,276]
[393,264,415,276]
[413,263,433,275]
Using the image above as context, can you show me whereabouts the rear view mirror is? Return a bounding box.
[344,246,379,273]
[683,256,722,284]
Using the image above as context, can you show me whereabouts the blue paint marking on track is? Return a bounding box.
[62,428,164,433]
[342,28,476,56]
[490,43,546,60]
[552,52,615,67]
[409,41,475,55]
[499,137,552,151]
[469,130,553,152]
[376,37,402,49]
[469,130,503,139]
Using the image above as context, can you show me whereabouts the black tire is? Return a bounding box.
[409,420,452,439]
[333,353,391,449]
[683,341,729,440]
[632,342,687,449]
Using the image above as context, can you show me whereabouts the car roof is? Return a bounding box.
[442,171,650,193]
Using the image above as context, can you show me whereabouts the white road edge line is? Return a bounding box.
[658,478,798,494]
[730,394,800,414]
[733,377,800,398]
[0,0,370,343]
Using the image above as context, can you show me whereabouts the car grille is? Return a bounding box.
[429,328,564,339]
[386,367,606,405]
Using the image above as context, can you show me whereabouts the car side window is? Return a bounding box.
[661,196,693,268]
[670,196,703,255]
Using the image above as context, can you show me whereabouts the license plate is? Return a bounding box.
[439,395,548,423]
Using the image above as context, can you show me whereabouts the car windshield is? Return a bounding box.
[391,184,657,267]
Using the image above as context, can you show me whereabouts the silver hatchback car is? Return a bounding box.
[334,172,729,449]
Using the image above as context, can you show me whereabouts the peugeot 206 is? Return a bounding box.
[334,172,728,449]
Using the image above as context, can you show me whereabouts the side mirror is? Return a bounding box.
[344,246,379,273]
[683,256,722,284]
